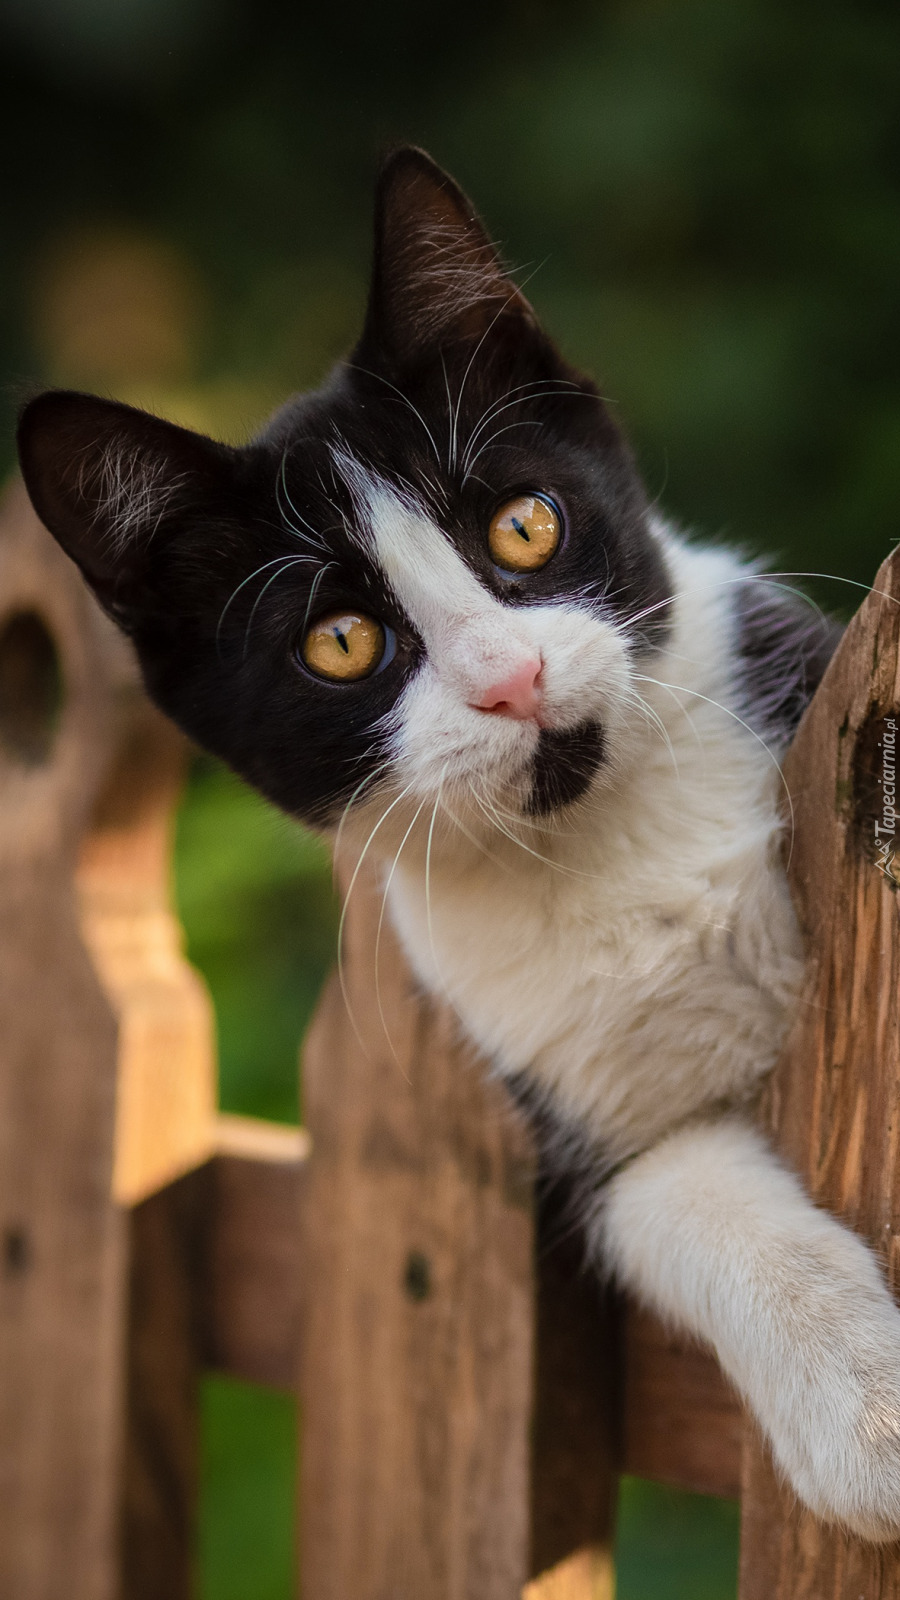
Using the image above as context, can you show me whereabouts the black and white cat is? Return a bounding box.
[18,147,900,1538]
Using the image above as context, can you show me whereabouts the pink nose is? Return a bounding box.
[471,656,543,721]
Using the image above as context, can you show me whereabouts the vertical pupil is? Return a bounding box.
[334,628,350,654]
[511,516,530,542]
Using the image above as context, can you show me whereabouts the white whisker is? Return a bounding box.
[298,561,336,639]
[336,780,418,1057]
[348,363,442,466]
[461,383,593,475]
[217,554,312,657]
[276,453,330,550]
[634,673,797,868]
[461,419,543,483]
[374,794,431,1071]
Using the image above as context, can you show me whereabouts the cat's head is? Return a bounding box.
[17,147,671,840]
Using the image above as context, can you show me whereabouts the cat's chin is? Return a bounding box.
[526,720,606,816]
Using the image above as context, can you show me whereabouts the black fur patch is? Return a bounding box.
[732,578,843,751]
[17,148,673,830]
[528,721,606,816]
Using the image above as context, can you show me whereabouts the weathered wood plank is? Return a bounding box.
[75,691,218,1207]
[529,1187,618,1578]
[739,544,900,1597]
[523,1545,613,1600]
[202,1118,308,1389]
[298,867,540,1600]
[622,1305,743,1500]
[121,1168,207,1600]
[0,485,231,1598]
[0,483,125,1600]
[121,1124,308,1599]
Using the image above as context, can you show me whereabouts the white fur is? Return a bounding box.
[335,456,900,1537]
[90,441,185,550]
[394,219,515,346]
[595,1122,900,1540]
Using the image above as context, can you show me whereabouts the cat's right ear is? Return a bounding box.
[17,390,238,627]
[360,146,537,368]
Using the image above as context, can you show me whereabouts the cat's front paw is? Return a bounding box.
[770,1343,900,1541]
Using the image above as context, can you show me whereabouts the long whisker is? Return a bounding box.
[461,376,582,459]
[469,780,600,880]
[436,785,518,872]
[619,683,685,783]
[347,362,442,466]
[458,379,577,479]
[462,419,542,483]
[461,384,596,475]
[625,569,898,639]
[424,769,447,976]
[242,555,312,659]
[336,780,418,1057]
[449,282,530,479]
[440,351,455,474]
[297,562,336,641]
[217,554,312,658]
[332,758,395,864]
[313,464,349,528]
[634,673,797,868]
[276,453,330,550]
[374,794,431,1072]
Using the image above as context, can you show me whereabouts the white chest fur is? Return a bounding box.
[382,530,806,1161]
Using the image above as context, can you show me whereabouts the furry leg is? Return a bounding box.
[591,1118,900,1539]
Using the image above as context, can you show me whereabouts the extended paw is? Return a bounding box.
[771,1357,900,1541]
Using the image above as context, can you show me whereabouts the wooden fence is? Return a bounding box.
[0,475,897,1599]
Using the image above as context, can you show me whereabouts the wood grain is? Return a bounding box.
[529,1188,618,1577]
[739,543,900,1597]
[298,865,540,1600]
[622,1305,743,1500]
[121,1128,308,1597]
[202,1120,308,1389]
[0,483,125,1600]
[76,693,218,1206]
[121,1168,207,1600]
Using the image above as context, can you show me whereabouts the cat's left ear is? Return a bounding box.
[17,389,240,630]
[359,146,537,368]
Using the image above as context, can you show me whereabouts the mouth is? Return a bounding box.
[526,720,605,816]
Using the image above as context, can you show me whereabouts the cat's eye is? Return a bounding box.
[488,493,561,575]
[301,609,386,682]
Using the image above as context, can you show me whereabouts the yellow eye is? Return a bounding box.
[488,493,561,574]
[301,610,385,682]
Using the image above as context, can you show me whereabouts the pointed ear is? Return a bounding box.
[360,146,536,366]
[17,391,238,626]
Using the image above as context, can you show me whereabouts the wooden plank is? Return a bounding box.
[298,866,540,1600]
[127,1133,308,1405]
[739,544,900,1597]
[523,1546,613,1600]
[68,612,222,1596]
[529,1186,618,1577]
[121,1168,207,1600]
[75,693,218,1206]
[0,483,125,1600]
[202,1118,308,1389]
[622,1305,743,1500]
[121,1124,307,1597]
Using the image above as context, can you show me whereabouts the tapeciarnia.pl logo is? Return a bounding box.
[875,716,897,885]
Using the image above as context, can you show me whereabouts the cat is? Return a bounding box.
[17,146,900,1539]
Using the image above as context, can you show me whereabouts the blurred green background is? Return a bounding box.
[3,0,899,1594]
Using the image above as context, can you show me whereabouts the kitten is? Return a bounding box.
[18,147,900,1538]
